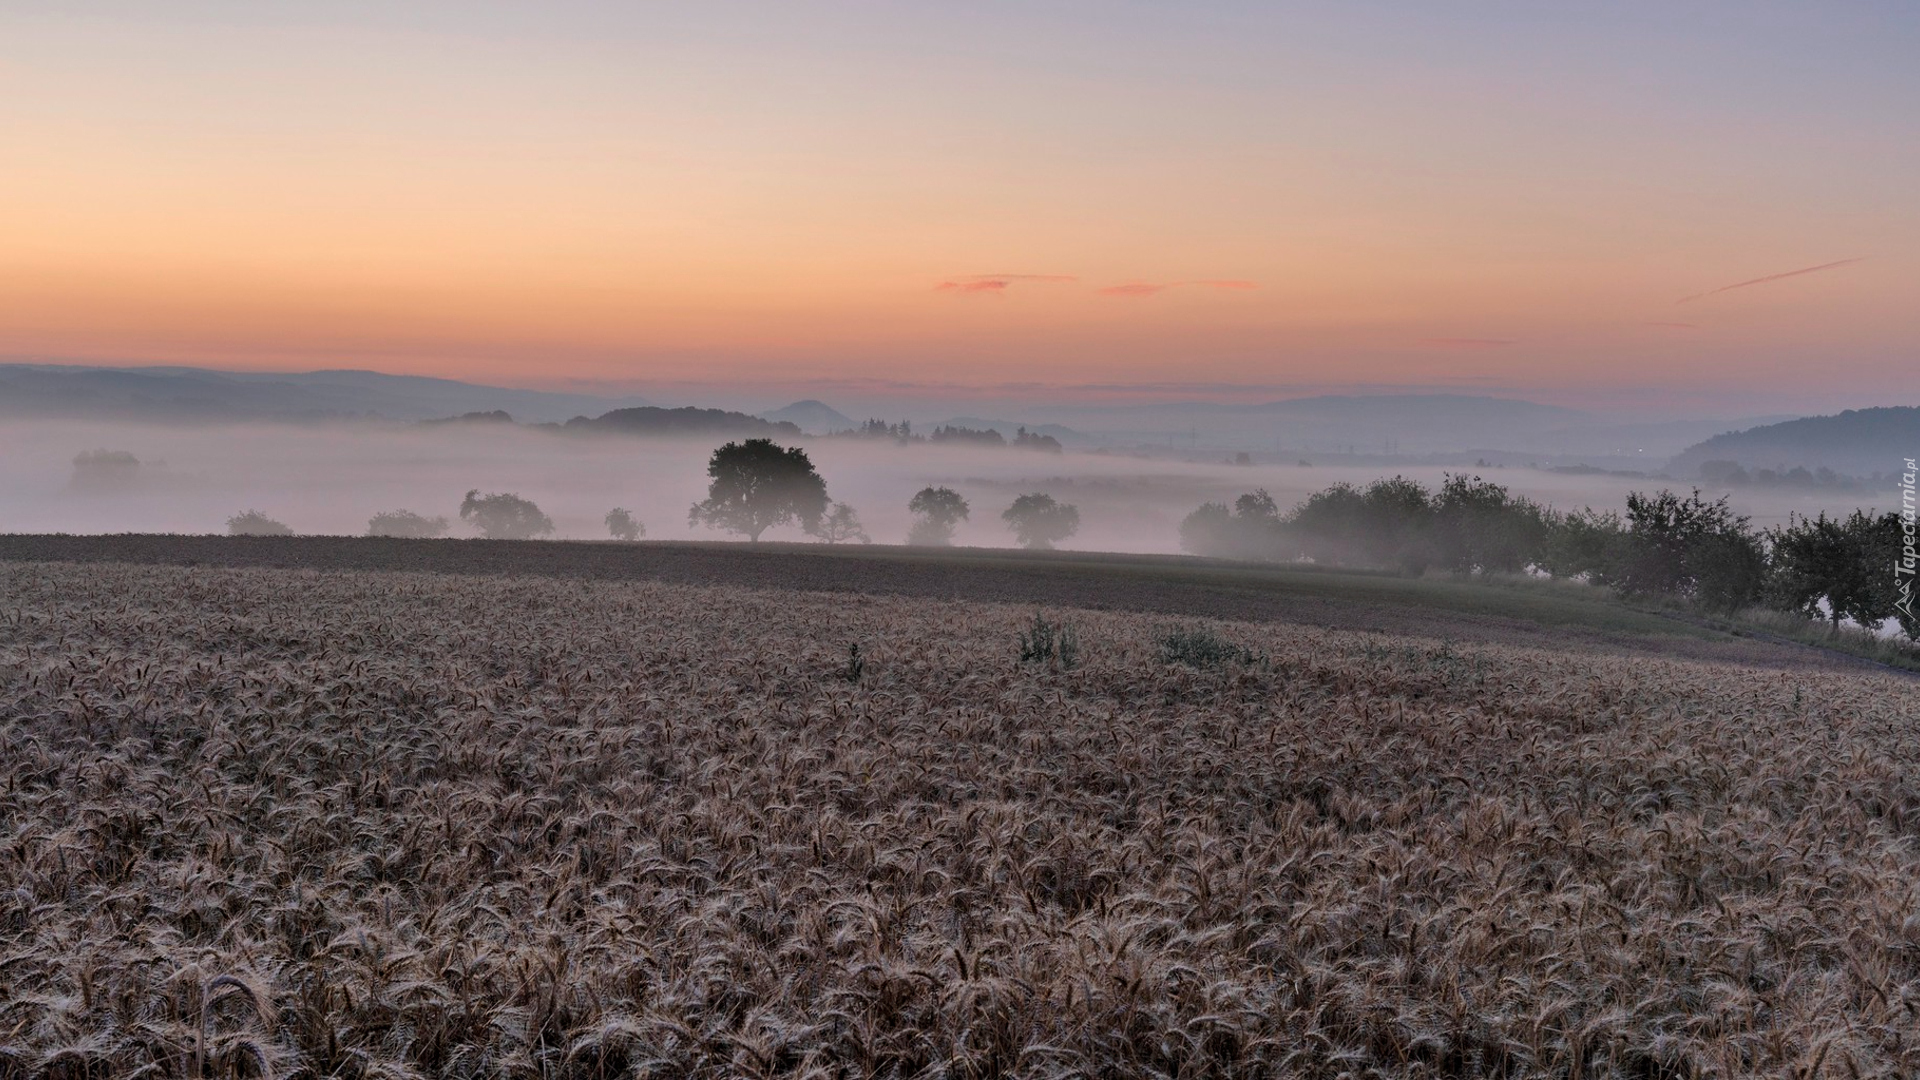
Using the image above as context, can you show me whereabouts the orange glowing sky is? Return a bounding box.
[2,3,1916,409]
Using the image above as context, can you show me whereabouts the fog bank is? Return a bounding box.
[0,420,1891,554]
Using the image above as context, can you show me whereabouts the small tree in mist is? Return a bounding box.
[1690,529,1769,614]
[227,510,292,537]
[1538,507,1627,583]
[605,507,644,541]
[1180,489,1283,560]
[907,487,970,546]
[460,490,555,540]
[1358,476,1437,575]
[71,449,141,491]
[367,510,450,539]
[812,502,870,544]
[688,439,829,542]
[1431,474,1550,577]
[1280,477,1435,574]
[1003,493,1079,550]
[1285,483,1370,566]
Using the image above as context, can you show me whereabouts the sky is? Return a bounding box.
[2,1,1916,413]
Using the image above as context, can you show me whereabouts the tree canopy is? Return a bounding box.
[227,510,291,537]
[688,439,829,542]
[907,486,970,546]
[460,490,554,540]
[605,507,644,542]
[367,510,450,539]
[1002,493,1080,550]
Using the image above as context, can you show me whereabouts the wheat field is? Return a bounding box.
[2,559,1918,1078]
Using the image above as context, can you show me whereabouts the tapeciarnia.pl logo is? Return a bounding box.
[1899,457,1917,622]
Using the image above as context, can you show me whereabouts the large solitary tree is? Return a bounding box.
[689,439,829,541]
[1002,493,1079,550]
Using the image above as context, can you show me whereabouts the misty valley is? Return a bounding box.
[5,4,1919,1075]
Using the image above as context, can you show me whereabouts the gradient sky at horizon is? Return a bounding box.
[3,1,1915,412]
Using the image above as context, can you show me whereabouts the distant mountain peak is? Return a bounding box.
[567,406,801,439]
[760,400,856,434]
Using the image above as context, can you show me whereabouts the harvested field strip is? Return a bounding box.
[2,560,1918,1077]
[0,534,1867,672]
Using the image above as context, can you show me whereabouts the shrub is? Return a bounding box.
[367,510,451,539]
[1159,626,1266,669]
[812,502,870,544]
[1017,613,1080,669]
[227,510,292,537]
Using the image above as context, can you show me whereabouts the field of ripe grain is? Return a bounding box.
[0,533,1872,674]
[3,560,1919,1079]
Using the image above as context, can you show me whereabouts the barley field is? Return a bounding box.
[3,556,1918,1078]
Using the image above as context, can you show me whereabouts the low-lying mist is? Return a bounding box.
[0,419,1891,554]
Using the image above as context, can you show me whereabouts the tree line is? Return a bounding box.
[684,439,1077,547]
[228,438,1082,549]
[1182,475,1918,638]
[828,419,1063,451]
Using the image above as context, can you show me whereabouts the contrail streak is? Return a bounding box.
[1677,258,1863,304]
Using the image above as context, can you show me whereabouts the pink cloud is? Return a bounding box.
[934,273,1076,295]
[935,279,1012,293]
[1419,338,1518,349]
[1646,321,1696,328]
[1677,258,1863,304]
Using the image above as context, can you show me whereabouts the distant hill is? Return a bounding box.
[1524,415,1797,462]
[563,406,801,439]
[1667,407,1920,479]
[418,410,517,426]
[0,364,650,424]
[760,400,855,434]
[1052,394,1591,455]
